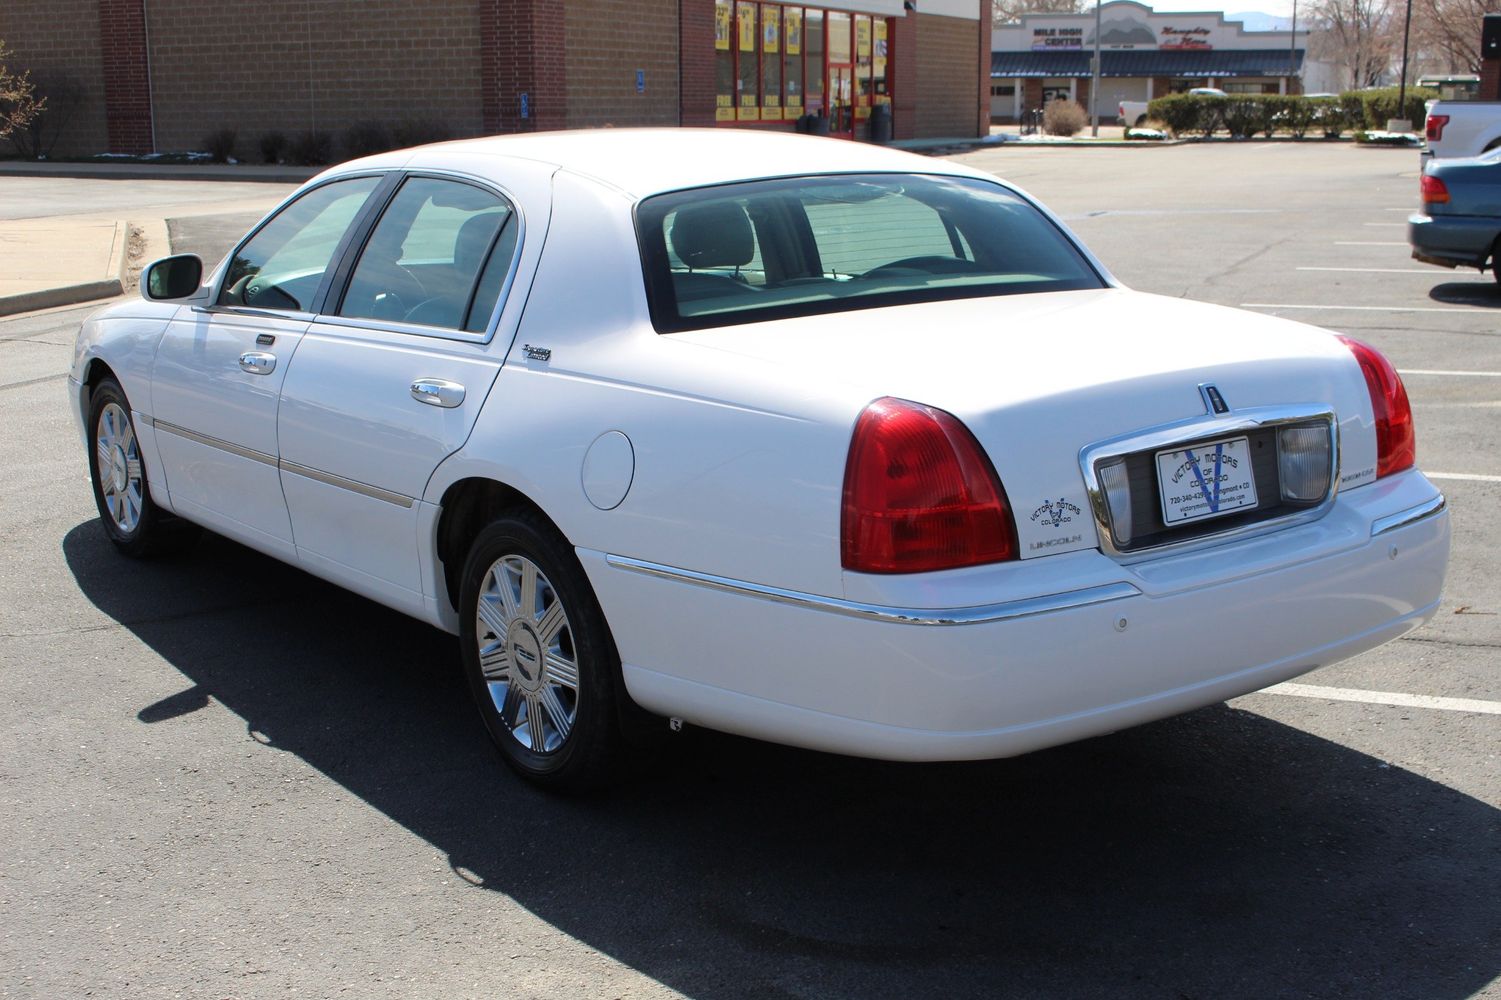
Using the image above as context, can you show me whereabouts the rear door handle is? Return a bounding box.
[410,378,466,408]
[239,351,276,375]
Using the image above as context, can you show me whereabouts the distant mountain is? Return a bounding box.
[1228,11,1296,32]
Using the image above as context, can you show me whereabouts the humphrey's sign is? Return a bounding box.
[1031,26,1084,51]
[1160,25,1213,50]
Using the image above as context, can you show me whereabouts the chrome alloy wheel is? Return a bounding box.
[475,554,581,754]
[95,402,144,534]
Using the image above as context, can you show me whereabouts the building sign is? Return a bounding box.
[1160,26,1212,50]
[1087,14,1156,48]
[1031,27,1083,51]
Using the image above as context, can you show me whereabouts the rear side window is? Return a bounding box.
[635,173,1103,333]
[337,176,517,333]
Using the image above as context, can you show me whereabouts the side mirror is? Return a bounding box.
[142,254,204,301]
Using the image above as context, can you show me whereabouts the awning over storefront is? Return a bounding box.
[991,49,1303,77]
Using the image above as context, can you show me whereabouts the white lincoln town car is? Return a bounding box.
[70,129,1450,788]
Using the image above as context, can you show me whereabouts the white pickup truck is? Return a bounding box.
[1424,101,1501,158]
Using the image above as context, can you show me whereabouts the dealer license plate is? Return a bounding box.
[1156,436,1259,526]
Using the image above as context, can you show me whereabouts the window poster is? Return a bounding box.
[856,17,871,58]
[874,19,887,75]
[785,9,801,55]
[763,5,779,54]
[716,94,735,121]
[738,3,757,52]
[715,1,731,50]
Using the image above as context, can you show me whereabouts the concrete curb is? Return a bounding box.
[0,161,317,184]
[0,220,128,317]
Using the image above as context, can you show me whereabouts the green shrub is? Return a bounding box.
[1222,95,1280,138]
[1339,87,1437,130]
[390,119,453,148]
[1146,94,1202,137]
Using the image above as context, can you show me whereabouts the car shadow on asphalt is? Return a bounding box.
[1428,280,1501,308]
[63,522,1500,1000]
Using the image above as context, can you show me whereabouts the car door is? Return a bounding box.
[149,174,387,558]
[276,172,528,615]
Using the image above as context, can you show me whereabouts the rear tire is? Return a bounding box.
[86,378,198,557]
[458,511,622,791]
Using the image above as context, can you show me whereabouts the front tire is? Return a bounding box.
[458,512,621,790]
[86,378,197,557]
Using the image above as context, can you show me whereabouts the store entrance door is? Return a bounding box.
[829,65,854,138]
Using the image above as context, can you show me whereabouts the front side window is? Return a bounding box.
[637,173,1104,333]
[337,176,516,333]
[218,175,382,311]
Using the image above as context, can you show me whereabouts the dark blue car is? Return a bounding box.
[1409,146,1501,284]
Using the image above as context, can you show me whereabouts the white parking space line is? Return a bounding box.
[1399,369,1501,377]
[1297,267,1434,274]
[1333,241,1407,246]
[1427,472,1501,482]
[1258,682,1501,715]
[1241,303,1474,313]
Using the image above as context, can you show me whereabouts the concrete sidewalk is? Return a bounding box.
[0,216,135,316]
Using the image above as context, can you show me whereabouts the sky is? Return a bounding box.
[1146,1,1299,19]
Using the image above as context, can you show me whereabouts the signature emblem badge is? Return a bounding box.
[1030,498,1082,528]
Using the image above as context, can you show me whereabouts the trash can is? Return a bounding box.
[868,104,892,144]
[808,111,831,137]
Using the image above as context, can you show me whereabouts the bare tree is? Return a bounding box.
[0,40,46,140]
[993,0,1090,27]
[1410,0,1500,73]
[1306,0,1401,88]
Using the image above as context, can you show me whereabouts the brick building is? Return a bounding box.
[0,0,991,158]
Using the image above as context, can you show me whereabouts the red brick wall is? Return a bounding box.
[1483,59,1500,101]
[914,13,983,138]
[146,0,486,155]
[97,0,151,152]
[0,0,109,156]
[563,0,678,128]
[679,0,717,127]
[487,0,568,132]
[891,14,917,141]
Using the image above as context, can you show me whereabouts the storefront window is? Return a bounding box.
[711,4,889,133]
[784,8,804,120]
[737,2,759,120]
[762,5,782,116]
[806,9,824,113]
[715,1,735,122]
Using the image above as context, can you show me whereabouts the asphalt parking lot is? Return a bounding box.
[2,142,1497,999]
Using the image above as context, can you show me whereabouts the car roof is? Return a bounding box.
[344,127,992,200]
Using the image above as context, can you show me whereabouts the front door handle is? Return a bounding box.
[410,378,466,409]
[239,351,276,375]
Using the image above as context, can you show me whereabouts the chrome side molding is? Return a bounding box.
[605,554,1140,627]
[1371,494,1446,538]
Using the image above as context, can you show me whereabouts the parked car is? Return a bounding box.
[71,129,1450,789]
[1424,99,1501,159]
[1409,146,1501,282]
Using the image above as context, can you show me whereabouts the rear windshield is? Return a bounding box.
[635,173,1105,333]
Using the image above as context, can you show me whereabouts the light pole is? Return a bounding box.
[1396,0,1414,129]
[1091,0,1103,137]
[1288,0,1297,93]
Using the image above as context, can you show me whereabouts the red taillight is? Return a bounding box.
[1337,336,1415,479]
[1420,174,1450,205]
[841,397,1018,574]
[1425,114,1449,141]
